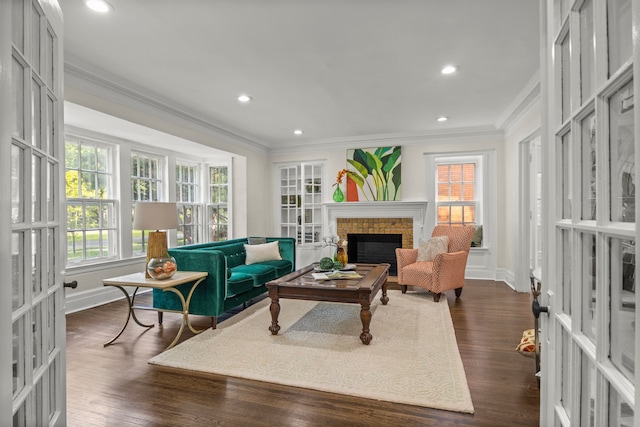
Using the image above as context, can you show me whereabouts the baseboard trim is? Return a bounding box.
[65,286,151,314]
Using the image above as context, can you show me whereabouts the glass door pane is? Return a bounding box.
[561,132,572,218]
[607,0,632,76]
[581,232,597,341]
[561,228,572,315]
[580,0,595,103]
[608,385,634,426]
[561,31,571,122]
[581,112,596,220]
[580,350,596,427]
[609,237,635,383]
[560,327,573,422]
[608,80,635,223]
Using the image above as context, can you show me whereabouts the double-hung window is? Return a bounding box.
[435,156,481,228]
[131,150,165,255]
[176,161,202,245]
[207,165,229,241]
[65,139,117,264]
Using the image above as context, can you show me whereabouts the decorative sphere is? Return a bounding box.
[147,256,177,280]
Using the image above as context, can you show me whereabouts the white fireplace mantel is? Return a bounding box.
[324,201,429,247]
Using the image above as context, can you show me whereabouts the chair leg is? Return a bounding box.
[211,316,218,330]
[401,285,407,294]
[433,293,441,302]
[157,311,163,325]
[455,287,463,298]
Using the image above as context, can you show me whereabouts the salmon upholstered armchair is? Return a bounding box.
[396,225,475,302]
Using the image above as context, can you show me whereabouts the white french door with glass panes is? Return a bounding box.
[541,0,639,425]
[1,0,66,425]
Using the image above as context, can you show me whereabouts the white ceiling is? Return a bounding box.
[59,0,540,152]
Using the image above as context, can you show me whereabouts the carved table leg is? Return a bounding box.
[269,298,281,335]
[359,300,372,345]
[380,279,389,305]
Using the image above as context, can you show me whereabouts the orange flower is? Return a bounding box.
[334,169,348,185]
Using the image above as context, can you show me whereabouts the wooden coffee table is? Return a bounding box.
[266,263,390,345]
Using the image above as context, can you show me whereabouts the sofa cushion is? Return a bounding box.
[226,272,255,298]
[233,263,279,285]
[248,236,267,245]
[244,241,282,265]
[215,242,248,268]
[259,259,294,276]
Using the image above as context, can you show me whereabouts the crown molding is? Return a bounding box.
[268,126,504,156]
[494,70,541,131]
[64,55,270,154]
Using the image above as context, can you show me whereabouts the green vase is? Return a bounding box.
[332,186,344,202]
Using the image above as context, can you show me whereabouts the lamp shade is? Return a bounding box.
[133,202,179,230]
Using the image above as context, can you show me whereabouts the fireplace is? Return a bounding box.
[347,233,402,275]
[324,201,428,276]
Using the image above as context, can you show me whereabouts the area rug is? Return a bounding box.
[149,292,474,414]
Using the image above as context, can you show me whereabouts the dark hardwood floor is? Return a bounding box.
[66,279,540,427]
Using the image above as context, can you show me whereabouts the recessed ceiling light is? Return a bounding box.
[237,94,252,103]
[85,0,113,13]
[441,65,457,75]
[436,116,448,122]
[293,129,303,135]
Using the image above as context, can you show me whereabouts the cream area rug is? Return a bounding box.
[149,292,474,414]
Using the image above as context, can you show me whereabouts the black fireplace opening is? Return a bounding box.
[347,233,403,276]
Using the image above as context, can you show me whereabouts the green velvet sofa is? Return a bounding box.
[153,237,296,328]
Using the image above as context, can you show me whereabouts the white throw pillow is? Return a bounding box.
[416,236,449,262]
[244,241,282,265]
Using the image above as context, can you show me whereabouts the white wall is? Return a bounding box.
[63,72,542,312]
[63,80,271,309]
[268,131,508,279]
[503,94,542,292]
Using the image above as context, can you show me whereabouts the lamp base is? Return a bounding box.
[145,231,169,278]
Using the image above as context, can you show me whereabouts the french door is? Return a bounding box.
[541,0,639,425]
[1,0,66,425]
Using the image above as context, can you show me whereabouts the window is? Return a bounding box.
[131,151,165,255]
[436,160,479,227]
[176,161,202,246]
[207,166,228,242]
[65,139,117,264]
[65,130,232,267]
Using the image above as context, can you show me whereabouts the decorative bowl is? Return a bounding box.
[147,256,177,280]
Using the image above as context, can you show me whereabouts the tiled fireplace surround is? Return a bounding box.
[336,218,414,249]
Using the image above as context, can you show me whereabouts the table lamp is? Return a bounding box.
[133,202,179,278]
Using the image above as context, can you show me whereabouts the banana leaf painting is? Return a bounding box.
[346,146,401,201]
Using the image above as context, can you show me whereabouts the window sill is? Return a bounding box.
[66,257,143,275]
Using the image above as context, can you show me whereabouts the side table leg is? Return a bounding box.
[130,287,154,328]
[269,298,281,335]
[104,286,153,347]
[183,277,207,335]
[163,287,188,350]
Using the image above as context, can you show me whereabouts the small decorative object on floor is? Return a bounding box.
[147,256,178,280]
[332,168,349,202]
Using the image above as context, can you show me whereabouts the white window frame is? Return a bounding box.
[131,149,167,256]
[175,159,202,246]
[63,127,233,269]
[434,156,482,228]
[206,163,230,242]
[424,151,493,250]
[64,136,119,265]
